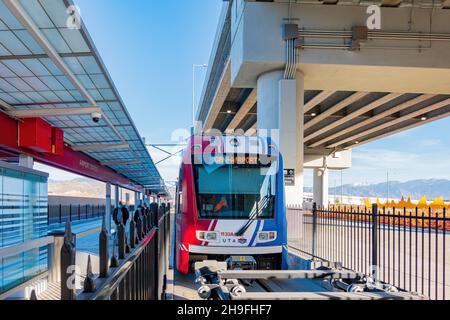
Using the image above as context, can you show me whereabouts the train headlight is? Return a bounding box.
[257,231,277,243]
[196,231,220,243]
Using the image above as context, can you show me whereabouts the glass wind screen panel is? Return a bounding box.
[195,165,276,220]
[0,168,2,248]
[1,248,47,294]
[0,166,48,294]
[1,169,24,247]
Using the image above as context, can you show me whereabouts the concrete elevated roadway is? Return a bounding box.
[195,0,450,207]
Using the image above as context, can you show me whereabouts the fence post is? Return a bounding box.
[78,204,81,221]
[371,203,378,279]
[47,230,65,283]
[110,239,119,268]
[30,290,38,301]
[118,223,126,259]
[136,215,143,241]
[83,255,96,293]
[99,215,109,278]
[312,202,318,259]
[69,204,72,222]
[59,204,62,224]
[130,218,136,249]
[61,221,76,300]
[146,208,152,231]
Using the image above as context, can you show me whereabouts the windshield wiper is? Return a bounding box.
[235,196,270,237]
[235,173,273,237]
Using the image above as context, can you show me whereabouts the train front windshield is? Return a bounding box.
[194,164,276,220]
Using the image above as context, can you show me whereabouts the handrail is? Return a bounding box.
[13,204,172,300]
[74,207,171,301]
[78,228,157,300]
[0,222,104,259]
[0,236,54,258]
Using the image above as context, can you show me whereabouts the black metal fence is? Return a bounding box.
[40,203,171,300]
[48,204,138,224]
[48,204,106,224]
[287,204,450,300]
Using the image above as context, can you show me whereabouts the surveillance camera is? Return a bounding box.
[91,112,102,123]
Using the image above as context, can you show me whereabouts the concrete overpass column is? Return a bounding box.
[313,168,329,208]
[257,70,304,206]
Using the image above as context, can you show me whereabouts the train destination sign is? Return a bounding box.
[212,154,276,166]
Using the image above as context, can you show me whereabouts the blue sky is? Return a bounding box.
[37,0,450,189]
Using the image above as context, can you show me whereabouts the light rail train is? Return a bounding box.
[175,135,288,274]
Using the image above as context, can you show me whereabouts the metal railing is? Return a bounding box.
[287,204,450,300]
[62,203,171,301]
[48,204,107,224]
[48,204,138,225]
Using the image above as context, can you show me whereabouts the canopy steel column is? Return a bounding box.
[257,70,305,206]
[19,154,34,169]
[105,183,112,232]
[114,185,119,208]
[134,191,141,208]
[313,167,329,208]
[125,193,130,209]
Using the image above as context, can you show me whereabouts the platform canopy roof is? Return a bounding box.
[0,0,167,195]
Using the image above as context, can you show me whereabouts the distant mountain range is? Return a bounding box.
[49,178,450,201]
[48,178,105,198]
[320,179,450,200]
